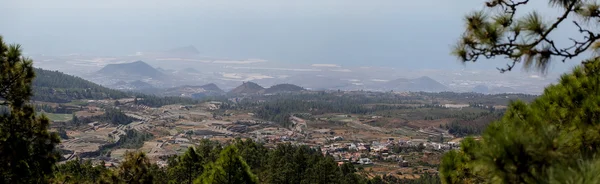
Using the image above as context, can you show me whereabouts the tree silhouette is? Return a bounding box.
[194,146,257,184]
[442,0,600,182]
[117,152,156,184]
[0,35,61,183]
[168,147,204,184]
[452,0,600,73]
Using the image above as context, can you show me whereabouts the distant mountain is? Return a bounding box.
[33,68,129,103]
[96,61,165,79]
[200,83,225,93]
[385,76,448,92]
[472,85,489,94]
[182,68,200,73]
[228,82,265,95]
[113,80,127,86]
[262,84,304,94]
[490,86,518,94]
[156,67,173,73]
[281,75,352,90]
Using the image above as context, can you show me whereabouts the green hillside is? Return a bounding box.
[263,83,304,94]
[32,68,129,103]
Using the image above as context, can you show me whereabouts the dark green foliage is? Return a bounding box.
[263,83,304,94]
[98,129,153,155]
[114,129,153,149]
[231,138,268,175]
[117,152,158,184]
[0,36,61,183]
[227,92,527,128]
[168,147,205,184]
[167,139,222,184]
[339,162,365,184]
[440,59,600,183]
[442,0,600,182]
[32,68,128,103]
[51,138,437,183]
[418,92,536,106]
[262,143,356,184]
[52,159,110,184]
[194,146,258,184]
[452,0,600,73]
[444,111,504,137]
[102,108,135,125]
[233,93,402,127]
[57,128,69,139]
[381,173,441,184]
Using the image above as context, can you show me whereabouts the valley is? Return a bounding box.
[30,67,534,179]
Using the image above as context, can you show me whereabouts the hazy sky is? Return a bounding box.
[0,0,585,73]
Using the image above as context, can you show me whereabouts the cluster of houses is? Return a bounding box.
[314,137,461,167]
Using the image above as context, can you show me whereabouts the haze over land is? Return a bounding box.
[0,0,577,94]
[0,0,582,94]
[24,50,557,95]
[8,0,600,183]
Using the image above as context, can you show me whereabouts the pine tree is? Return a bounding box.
[442,0,600,183]
[194,146,257,184]
[451,0,600,73]
[0,35,61,183]
[118,152,155,184]
[168,147,204,184]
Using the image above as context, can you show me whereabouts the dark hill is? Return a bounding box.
[385,76,448,92]
[228,82,265,95]
[282,75,351,90]
[113,80,127,86]
[182,68,200,73]
[200,83,225,93]
[472,85,489,94]
[96,61,165,78]
[262,84,304,94]
[33,68,129,103]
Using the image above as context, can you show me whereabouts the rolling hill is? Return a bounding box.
[199,83,225,93]
[262,84,305,94]
[33,68,129,103]
[472,85,489,94]
[281,75,352,90]
[228,82,265,95]
[385,76,449,92]
[182,68,200,73]
[96,61,165,78]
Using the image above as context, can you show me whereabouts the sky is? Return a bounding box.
[0,0,586,73]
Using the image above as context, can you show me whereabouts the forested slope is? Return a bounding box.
[32,68,129,102]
